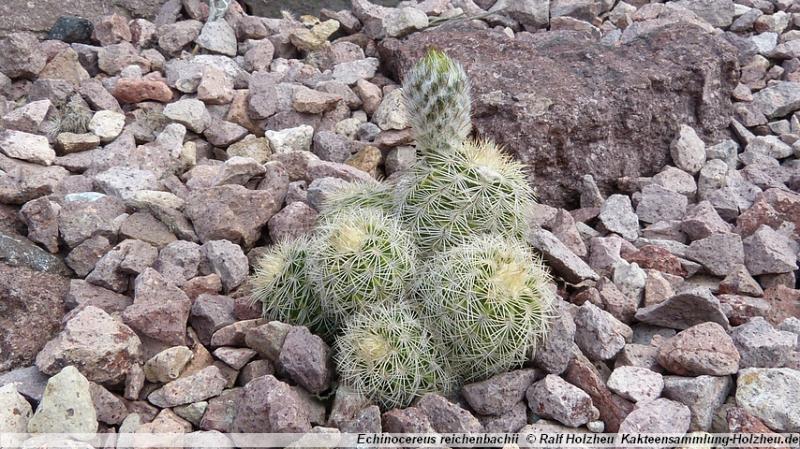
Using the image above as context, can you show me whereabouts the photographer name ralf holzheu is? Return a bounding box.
[536,433,616,445]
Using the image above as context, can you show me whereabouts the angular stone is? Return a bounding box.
[122,268,191,345]
[656,322,740,376]
[196,20,237,57]
[58,193,126,248]
[155,240,202,287]
[635,288,729,330]
[574,302,632,361]
[0,32,46,79]
[88,110,125,143]
[0,130,55,165]
[731,317,798,369]
[532,302,576,374]
[662,375,732,432]
[743,225,798,276]
[144,346,194,383]
[27,366,97,437]
[382,24,737,207]
[164,98,211,134]
[417,393,482,433]
[527,374,596,428]
[114,78,173,103]
[563,352,634,433]
[213,347,256,370]
[461,369,540,416]
[185,185,285,247]
[681,201,731,241]
[636,184,688,223]
[382,407,435,433]
[598,194,639,240]
[120,212,177,248]
[0,384,32,444]
[752,81,800,119]
[685,232,745,277]
[65,279,132,315]
[66,235,112,278]
[190,294,236,346]
[736,368,800,432]
[0,366,48,403]
[528,228,599,283]
[89,381,127,425]
[618,398,691,433]
[607,366,663,403]
[266,125,314,154]
[201,240,248,292]
[279,327,332,394]
[36,306,141,384]
[148,365,228,408]
[233,374,311,432]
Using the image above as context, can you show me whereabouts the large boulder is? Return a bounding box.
[380,23,738,207]
[0,264,69,373]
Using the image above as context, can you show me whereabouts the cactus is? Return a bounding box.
[414,234,554,382]
[335,303,453,409]
[402,48,472,159]
[395,138,536,254]
[250,235,333,338]
[308,207,417,327]
[319,180,395,220]
[40,96,93,141]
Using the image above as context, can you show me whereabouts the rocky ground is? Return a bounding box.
[0,0,800,445]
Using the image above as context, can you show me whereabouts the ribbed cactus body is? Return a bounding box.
[319,181,395,219]
[250,236,332,338]
[335,303,453,409]
[395,138,536,254]
[402,49,472,159]
[415,234,554,382]
[309,208,417,327]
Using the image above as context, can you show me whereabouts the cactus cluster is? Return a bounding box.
[251,49,554,409]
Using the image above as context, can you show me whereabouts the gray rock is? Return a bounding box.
[652,166,697,198]
[233,374,311,432]
[27,366,97,437]
[685,232,744,277]
[36,306,142,384]
[268,201,318,242]
[279,327,332,394]
[607,366,663,403]
[266,125,314,154]
[65,280,132,315]
[526,374,596,428]
[634,288,729,330]
[0,32,46,78]
[670,125,706,175]
[163,99,211,133]
[752,81,800,119]
[383,7,428,37]
[143,346,194,383]
[0,366,48,403]
[681,201,731,241]
[0,231,71,276]
[0,384,32,446]
[148,365,228,408]
[196,20,237,57]
[615,343,661,372]
[743,225,798,275]
[528,228,599,283]
[656,322,740,376]
[417,393,483,433]
[618,398,691,433]
[477,400,527,433]
[58,193,126,248]
[532,302,576,374]
[155,240,202,286]
[190,294,236,346]
[662,375,732,431]
[461,369,540,416]
[332,58,380,85]
[0,129,55,166]
[574,302,632,361]
[89,382,127,425]
[735,368,800,432]
[730,317,798,369]
[598,195,639,240]
[201,240,249,292]
[636,184,688,223]
[122,268,192,345]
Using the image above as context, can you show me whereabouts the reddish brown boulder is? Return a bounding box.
[380,23,738,207]
[114,78,173,103]
[0,263,68,372]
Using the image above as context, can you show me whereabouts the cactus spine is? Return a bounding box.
[415,234,554,382]
[335,303,453,409]
[395,138,536,254]
[308,207,416,327]
[319,180,395,220]
[402,48,472,159]
[250,235,332,338]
